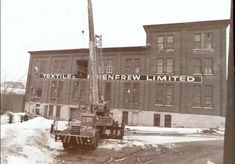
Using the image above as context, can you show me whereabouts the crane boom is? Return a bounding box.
[87,0,99,106]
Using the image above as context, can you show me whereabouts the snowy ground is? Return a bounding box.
[0,113,224,164]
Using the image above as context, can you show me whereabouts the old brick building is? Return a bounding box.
[25,19,229,128]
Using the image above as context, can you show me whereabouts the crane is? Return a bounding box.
[50,0,125,150]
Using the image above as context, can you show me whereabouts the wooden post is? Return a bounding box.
[224,0,235,163]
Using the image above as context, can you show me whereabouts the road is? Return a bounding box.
[55,140,223,164]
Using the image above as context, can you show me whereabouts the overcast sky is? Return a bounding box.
[1,0,231,82]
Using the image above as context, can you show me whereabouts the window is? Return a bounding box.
[166,59,174,73]
[50,81,57,98]
[156,59,164,73]
[57,81,63,98]
[125,58,132,73]
[79,82,86,99]
[72,81,79,99]
[194,34,201,49]
[75,60,88,79]
[166,35,174,48]
[166,85,173,105]
[56,106,61,118]
[53,59,67,73]
[33,60,46,74]
[155,84,174,105]
[106,59,113,73]
[157,36,164,50]
[124,83,140,104]
[125,58,142,74]
[49,105,53,117]
[104,82,111,101]
[134,58,141,73]
[193,85,201,107]
[204,58,213,74]
[193,33,213,49]
[31,81,43,98]
[156,58,174,74]
[50,81,64,98]
[205,33,212,49]
[53,60,60,72]
[193,58,201,74]
[124,83,131,103]
[204,86,213,108]
[155,84,164,104]
[132,83,140,103]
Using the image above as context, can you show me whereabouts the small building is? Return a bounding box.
[1,88,25,114]
[24,19,229,128]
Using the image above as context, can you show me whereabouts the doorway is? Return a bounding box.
[164,114,172,127]
[154,114,160,127]
[122,111,128,124]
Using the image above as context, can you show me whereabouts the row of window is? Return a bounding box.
[32,53,213,75]
[30,82,213,108]
[193,85,213,108]
[156,32,213,50]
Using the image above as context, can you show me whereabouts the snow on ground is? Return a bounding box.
[99,134,224,151]
[1,114,225,163]
[126,126,203,134]
[1,112,26,125]
[1,116,62,164]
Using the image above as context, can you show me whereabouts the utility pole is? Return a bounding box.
[224,0,234,163]
[87,0,99,107]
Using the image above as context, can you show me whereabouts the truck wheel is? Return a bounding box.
[91,137,97,150]
[63,143,68,149]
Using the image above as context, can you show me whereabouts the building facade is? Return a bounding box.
[25,20,229,128]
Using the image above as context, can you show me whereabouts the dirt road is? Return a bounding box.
[55,140,223,164]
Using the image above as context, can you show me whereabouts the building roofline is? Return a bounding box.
[28,46,148,55]
[143,19,230,32]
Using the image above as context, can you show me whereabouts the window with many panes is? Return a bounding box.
[155,84,164,104]
[193,33,213,49]
[204,85,213,108]
[124,83,132,103]
[157,36,164,50]
[50,81,64,98]
[157,35,174,50]
[33,60,46,74]
[166,35,174,49]
[56,106,61,118]
[156,59,164,73]
[124,58,142,74]
[166,59,174,73]
[156,58,174,74]
[155,84,174,105]
[104,82,111,101]
[193,85,201,107]
[53,59,67,73]
[49,105,53,117]
[125,58,132,73]
[106,59,113,73]
[72,81,79,99]
[124,83,140,104]
[31,81,43,98]
[193,58,201,74]
[204,58,213,74]
[134,58,141,73]
[132,83,140,103]
[166,85,173,105]
[193,85,213,108]
[79,82,86,99]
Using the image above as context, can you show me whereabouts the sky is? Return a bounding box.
[1,0,231,82]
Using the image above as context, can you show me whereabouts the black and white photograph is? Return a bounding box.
[1,0,234,164]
